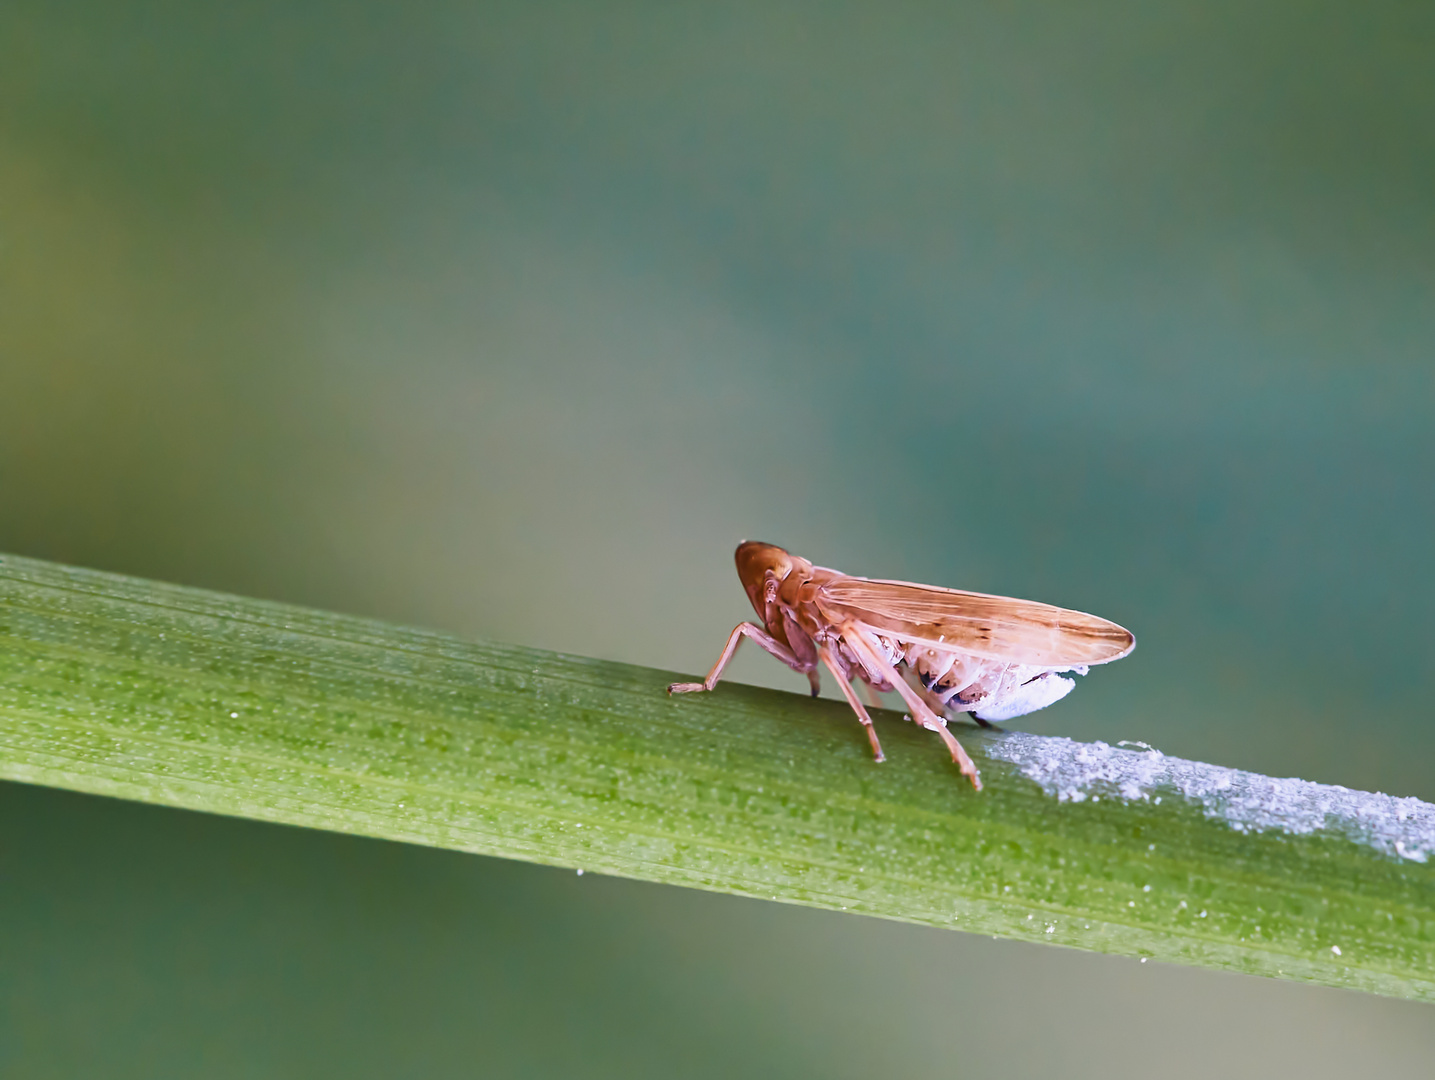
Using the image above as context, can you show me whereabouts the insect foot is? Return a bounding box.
[919,715,983,790]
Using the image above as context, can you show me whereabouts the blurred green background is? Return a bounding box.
[2,1,1433,1076]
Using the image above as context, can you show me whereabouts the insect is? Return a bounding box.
[668,542,1135,789]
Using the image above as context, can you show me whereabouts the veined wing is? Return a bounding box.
[817,576,1135,667]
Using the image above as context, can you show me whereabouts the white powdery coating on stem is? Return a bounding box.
[987,733,1435,863]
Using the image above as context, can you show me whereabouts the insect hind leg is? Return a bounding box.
[841,625,982,790]
[903,667,961,723]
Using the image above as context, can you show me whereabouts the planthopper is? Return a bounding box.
[669,542,1135,790]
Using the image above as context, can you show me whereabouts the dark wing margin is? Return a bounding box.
[816,577,1135,667]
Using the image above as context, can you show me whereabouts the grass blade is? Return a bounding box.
[0,553,1430,1000]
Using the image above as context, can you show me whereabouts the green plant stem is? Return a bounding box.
[0,553,1430,1001]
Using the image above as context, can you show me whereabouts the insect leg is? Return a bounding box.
[819,646,886,762]
[902,667,954,720]
[841,626,981,790]
[859,680,885,711]
[933,691,999,726]
[667,623,801,695]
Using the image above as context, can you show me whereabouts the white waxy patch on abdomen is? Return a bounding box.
[986,733,1435,863]
[972,672,1075,721]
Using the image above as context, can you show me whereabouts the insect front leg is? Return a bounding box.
[667,623,803,695]
[841,625,982,790]
[819,646,886,762]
